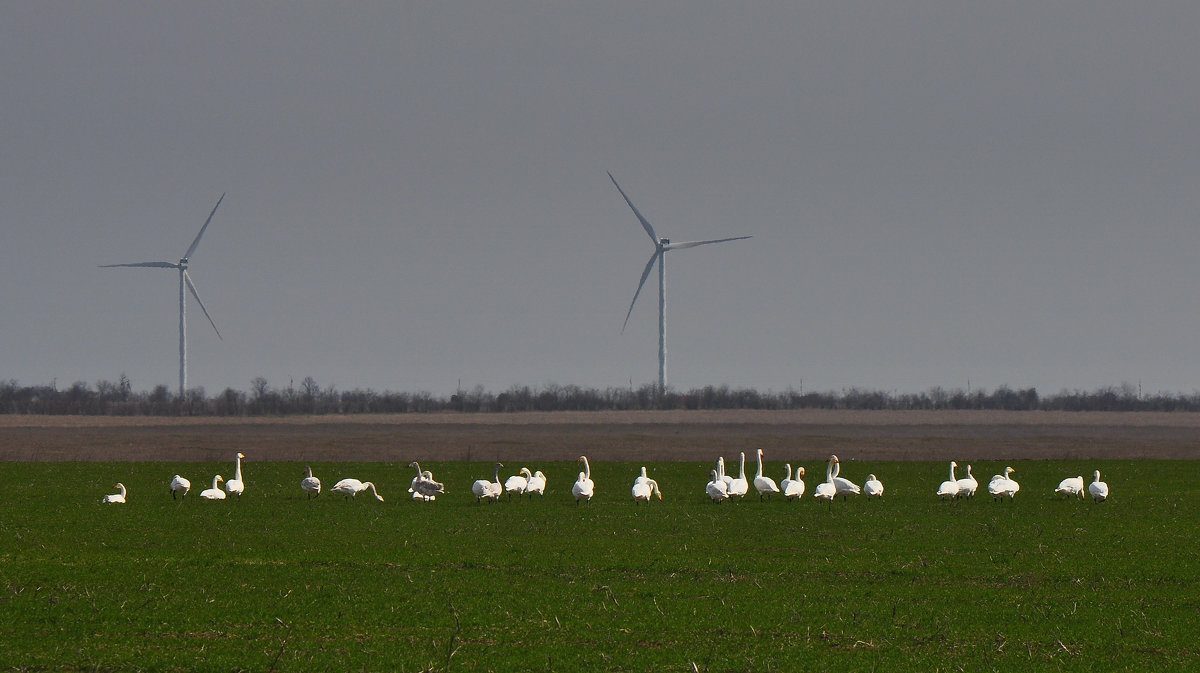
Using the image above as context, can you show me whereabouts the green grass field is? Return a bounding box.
[2,458,1197,672]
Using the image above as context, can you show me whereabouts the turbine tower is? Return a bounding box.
[609,173,750,395]
[101,193,226,397]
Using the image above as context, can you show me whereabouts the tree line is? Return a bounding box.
[1,376,1197,416]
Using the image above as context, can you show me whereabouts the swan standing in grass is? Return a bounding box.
[781,464,805,500]
[937,461,960,500]
[169,475,191,500]
[632,477,662,503]
[987,467,1019,501]
[956,465,978,499]
[224,452,245,498]
[753,449,781,501]
[301,466,321,499]
[1055,475,1085,499]
[408,462,445,501]
[525,470,547,497]
[331,478,384,501]
[101,483,127,504]
[726,452,750,500]
[813,456,837,504]
[716,457,734,490]
[706,469,729,503]
[864,474,884,499]
[1088,470,1109,502]
[572,456,595,504]
[830,455,861,500]
[504,467,532,498]
[200,475,226,500]
[472,462,504,503]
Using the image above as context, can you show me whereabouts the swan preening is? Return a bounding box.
[987,467,1019,501]
[1055,475,1085,499]
[408,462,445,501]
[631,469,662,503]
[1089,470,1109,502]
[170,475,190,500]
[753,449,780,501]
[200,475,226,500]
[864,474,884,499]
[331,478,384,501]
[956,465,978,498]
[572,456,595,503]
[781,464,805,500]
[706,469,729,503]
[504,467,533,498]
[101,483,127,504]
[225,452,245,498]
[472,462,504,503]
[525,470,547,497]
[301,466,321,499]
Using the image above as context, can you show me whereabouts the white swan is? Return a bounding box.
[471,462,504,503]
[1055,474,1085,499]
[813,456,837,504]
[572,455,595,503]
[632,477,662,503]
[706,469,729,503]
[937,461,960,500]
[169,474,191,500]
[408,462,444,501]
[753,449,781,501]
[864,474,884,498]
[781,464,805,500]
[525,470,547,497]
[331,478,384,501]
[101,482,127,504]
[1088,470,1109,502]
[301,466,321,499]
[956,464,978,498]
[200,475,226,500]
[504,467,533,498]
[830,455,861,499]
[225,452,245,498]
[717,456,734,490]
[634,466,649,485]
[726,452,749,500]
[987,467,1019,501]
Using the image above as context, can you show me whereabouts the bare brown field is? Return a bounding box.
[2,409,1199,462]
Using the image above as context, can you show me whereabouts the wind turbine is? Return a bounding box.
[101,193,226,397]
[609,172,750,395]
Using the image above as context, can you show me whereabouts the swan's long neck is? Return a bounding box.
[966,465,973,479]
[755,450,764,478]
[364,482,379,496]
[1094,470,1101,482]
[825,459,835,484]
[211,475,221,489]
[949,462,957,482]
[305,466,313,478]
[831,460,840,480]
[493,464,502,484]
[234,455,243,481]
[649,479,660,497]
[412,462,422,477]
[582,457,591,480]
[117,484,126,496]
[711,470,719,483]
[785,464,793,480]
[738,452,746,479]
[717,457,726,480]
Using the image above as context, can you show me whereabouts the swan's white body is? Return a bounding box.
[1089,470,1109,502]
[753,449,781,500]
[864,474,884,498]
[472,463,504,503]
[1055,475,1085,499]
[830,455,860,499]
[101,482,127,504]
[937,461,960,500]
[525,470,547,497]
[301,466,321,499]
[726,452,749,500]
[706,469,729,503]
[504,468,532,497]
[813,457,837,504]
[572,456,595,503]
[225,452,245,498]
[956,465,978,498]
[987,467,1019,500]
[170,474,191,500]
[781,464,805,500]
[408,462,445,501]
[200,475,226,500]
[331,478,384,501]
[632,477,661,503]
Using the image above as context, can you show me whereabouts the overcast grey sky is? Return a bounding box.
[3,2,1199,397]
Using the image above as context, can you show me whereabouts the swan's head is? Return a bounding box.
[577,471,586,481]
[422,471,433,479]
[1006,466,1015,476]
[1094,470,1101,480]
[521,467,533,478]
[237,452,245,459]
[534,470,545,479]
[831,455,840,464]
[950,460,957,467]
[495,462,504,469]
[867,474,876,481]
[711,470,719,481]
[757,448,763,457]
[798,467,806,477]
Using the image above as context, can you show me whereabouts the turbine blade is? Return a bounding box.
[183,192,225,260]
[184,271,222,340]
[608,172,658,243]
[622,249,661,333]
[664,235,752,251]
[99,262,179,269]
